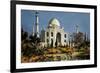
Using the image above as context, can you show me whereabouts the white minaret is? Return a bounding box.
[35,11,39,37]
[32,23,34,36]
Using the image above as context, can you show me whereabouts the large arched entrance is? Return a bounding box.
[55,32,61,47]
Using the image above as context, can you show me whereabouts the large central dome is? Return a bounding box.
[48,18,60,27]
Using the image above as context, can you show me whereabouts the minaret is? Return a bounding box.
[32,22,34,36]
[76,24,79,33]
[86,33,89,41]
[84,32,87,41]
[35,11,39,37]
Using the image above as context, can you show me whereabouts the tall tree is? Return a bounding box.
[72,32,84,48]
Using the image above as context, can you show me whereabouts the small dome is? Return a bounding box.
[48,18,60,27]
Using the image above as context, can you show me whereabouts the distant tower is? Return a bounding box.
[86,33,89,41]
[32,22,34,36]
[35,11,39,37]
[76,24,79,33]
[84,32,87,41]
[84,32,89,41]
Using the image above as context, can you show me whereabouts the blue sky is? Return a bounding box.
[21,10,90,37]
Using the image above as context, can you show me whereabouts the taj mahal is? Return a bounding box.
[40,17,69,47]
[32,11,85,48]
